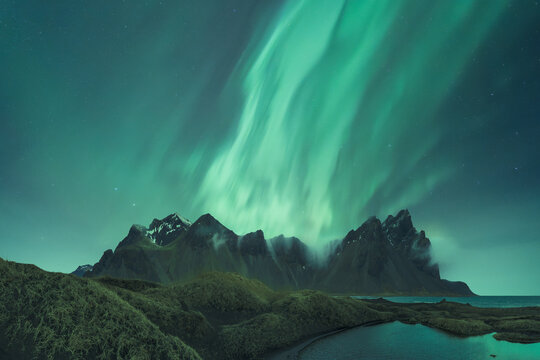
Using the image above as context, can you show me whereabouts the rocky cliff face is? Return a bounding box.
[84,210,474,296]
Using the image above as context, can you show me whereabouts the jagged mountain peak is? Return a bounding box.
[342,215,386,247]
[192,213,223,227]
[151,212,192,229]
[189,213,236,237]
[83,209,473,296]
[269,235,309,266]
[113,213,194,249]
[358,216,384,234]
[239,230,268,256]
[114,224,148,249]
[147,213,192,246]
[382,209,415,245]
[184,213,237,249]
[130,224,147,235]
[240,229,265,240]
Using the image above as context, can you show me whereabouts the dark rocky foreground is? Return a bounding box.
[1,258,538,360]
[83,210,473,296]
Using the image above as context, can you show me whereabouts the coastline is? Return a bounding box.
[2,259,538,359]
[266,297,540,359]
[265,321,389,360]
[268,321,540,360]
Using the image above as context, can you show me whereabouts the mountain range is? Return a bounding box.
[82,210,473,296]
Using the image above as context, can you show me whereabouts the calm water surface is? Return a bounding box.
[299,322,540,360]
[354,296,540,308]
[290,297,540,360]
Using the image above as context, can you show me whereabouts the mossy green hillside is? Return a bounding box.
[1,258,538,360]
[0,258,201,360]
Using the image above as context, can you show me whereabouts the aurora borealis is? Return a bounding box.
[1,0,539,294]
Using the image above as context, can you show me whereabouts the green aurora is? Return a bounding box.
[1,0,539,295]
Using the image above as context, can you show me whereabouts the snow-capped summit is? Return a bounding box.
[170,212,192,226]
[147,213,192,246]
[84,210,473,296]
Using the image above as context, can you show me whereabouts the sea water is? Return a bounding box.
[353,295,540,308]
[289,297,540,360]
[299,322,540,360]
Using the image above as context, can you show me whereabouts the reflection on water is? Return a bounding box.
[299,322,540,360]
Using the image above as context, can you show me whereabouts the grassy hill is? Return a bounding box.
[0,258,201,360]
[0,258,388,359]
[92,271,389,358]
[1,258,538,360]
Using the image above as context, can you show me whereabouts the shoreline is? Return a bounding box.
[267,321,540,360]
[2,259,538,359]
[265,320,389,360]
[266,297,540,359]
[268,313,540,360]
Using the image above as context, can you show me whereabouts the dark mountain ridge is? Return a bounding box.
[85,210,473,296]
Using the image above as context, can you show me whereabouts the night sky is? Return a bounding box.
[1,0,539,295]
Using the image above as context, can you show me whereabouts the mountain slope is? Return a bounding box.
[2,259,536,360]
[0,258,201,360]
[0,258,389,359]
[314,211,471,295]
[85,210,473,296]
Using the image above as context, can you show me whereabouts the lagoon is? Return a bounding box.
[299,321,540,360]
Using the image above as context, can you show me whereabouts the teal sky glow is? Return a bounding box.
[1,0,539,295]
